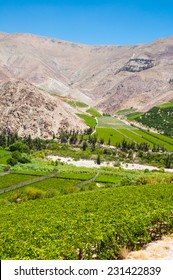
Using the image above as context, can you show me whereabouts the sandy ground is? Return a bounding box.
[126,235,173,260]
[46,155,173,173]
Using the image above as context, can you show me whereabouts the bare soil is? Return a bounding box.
[126,235,173,260]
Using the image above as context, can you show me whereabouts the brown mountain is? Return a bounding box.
[0,32,173,114]
[0,80,87,138]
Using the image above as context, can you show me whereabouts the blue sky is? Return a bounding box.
[0,0,173,45]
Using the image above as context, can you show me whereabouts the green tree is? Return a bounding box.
[7,157,18,166]
[165,154,171,168]
[9,141,30,153]
[82,141,88,151]
[96,154,101,165]
[108,138,111,145]
[128,149,134,160]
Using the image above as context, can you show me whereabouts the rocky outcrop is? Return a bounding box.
[0,80,87,138]
[121,58,155,72]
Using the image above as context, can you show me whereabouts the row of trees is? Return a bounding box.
[0,130,172,168]
[0,132,47,151]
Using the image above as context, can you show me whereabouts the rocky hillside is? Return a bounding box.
[0,80,87,138]
[0,32,173,113]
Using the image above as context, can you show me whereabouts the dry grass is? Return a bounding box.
[118,247,130,259]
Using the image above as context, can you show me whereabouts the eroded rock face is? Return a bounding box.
[0,80,87,138]
[121,58,155,72]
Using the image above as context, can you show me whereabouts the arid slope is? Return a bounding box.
[0,80,87,138]
[0,32,173,113]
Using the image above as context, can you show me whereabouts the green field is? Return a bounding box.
[97,116,129,129]
[117,129,152,145]
[96,174,121,183]
[66,100,88,108]
[116,108,136,115]
[94,116,173,150]
[86,108,101,117]
[116,128,173,151]
[158,100,173,109]
[95,127,129,144]
[1,181,173,259]
[148,131,173,145]
[0,171,96,201]
[127,112,142,120]
[22,178,80,192]
[0,173,37,189]
[77,114,97,127]
[135,130,173,151]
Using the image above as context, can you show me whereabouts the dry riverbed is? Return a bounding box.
[46,155,173,173]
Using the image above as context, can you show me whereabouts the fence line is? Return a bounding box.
[0,171,10,176]
[0,170,60,194]
[75,172,99,188]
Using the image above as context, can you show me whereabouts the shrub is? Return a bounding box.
[9,141,30,153]
[46,188,56,198]
[3,166,10,172]
[10,192,26,203]
[25,187,45,200]
[7,151,30,166]
[63,186,77,194]
[12,151,22,161]
[7,157,18,166]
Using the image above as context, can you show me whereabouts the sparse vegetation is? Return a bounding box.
[66,100,88,108]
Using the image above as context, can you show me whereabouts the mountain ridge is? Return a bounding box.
[0,32,173,136]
